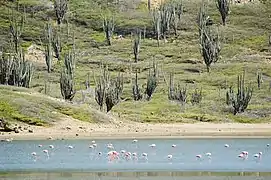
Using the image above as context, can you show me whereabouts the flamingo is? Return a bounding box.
[254,152,262,159]
[92,143,97,148]
[205,152,212,157]
[98,152,102,156]
[89,145,94,149]
[172,144,177,148]
[107,143,114,150]
[91,140,96,144]
[167,154,173,160]
[149,144,156,148]
[38,144,42,148]
[31,152,37,156]
[142,153,148,161]
[68,145,74,149]
[43,149,49,158]
[267,144,270,147]
[133,139,138,143]
[196,154,202,159]
[125,152,132,161]
[132,152,138,161]
[224,144,229,148]
[49,145,54,149]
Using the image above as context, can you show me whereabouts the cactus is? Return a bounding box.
[9,4,25,54]
[103,15,115,46]
[105,73,123,112]
[226,73,253,115]
[170,1,183,36]
[145,61,158,100]
[60,51,76,101]
[159,3,172,41]
[215,0,230,26]
[191,88,202,105]
[52,29,62,61]
[168,72,187,105]
[198,2,221,72]
[53,0,68,25]
[94,65,123,112]
[133,29,141,63]
[147,0,151,11]
[44,20,53,73]
[151,9,161,47]
[257,70,263,89]
[132,70,143,101]
[0,49,33,88]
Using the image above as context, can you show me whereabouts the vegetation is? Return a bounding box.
[0,0,270,126]
[226,72,253,115]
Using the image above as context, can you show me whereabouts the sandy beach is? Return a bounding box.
[1,117,271,140]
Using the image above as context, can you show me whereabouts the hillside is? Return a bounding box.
[0,0,271,133]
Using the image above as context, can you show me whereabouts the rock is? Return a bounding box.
[76,133,79,136]
[66,126,71,130]
[24,127,28,130]
[28,129,33,133]
[14,128,19,133]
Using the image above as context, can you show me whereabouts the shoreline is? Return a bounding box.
[1,121,271,140]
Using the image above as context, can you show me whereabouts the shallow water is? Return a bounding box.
[1,171,271,180]
[0,138,271,172]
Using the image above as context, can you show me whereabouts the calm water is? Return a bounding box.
[0,138,271,172]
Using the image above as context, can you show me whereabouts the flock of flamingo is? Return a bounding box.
[29,139,269,163]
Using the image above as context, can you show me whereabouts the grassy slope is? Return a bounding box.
[0,0,270,126]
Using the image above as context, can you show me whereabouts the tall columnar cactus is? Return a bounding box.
[9,5,25,54]
[60,50,76,101]
[215,0,230,26]
[145,61,158,100]
[95,65,109,111]
[257,70,263,89]
[133,29,141,63]
[44,21,53,73]
[168,72,187,105]
[170,0,183,36]
[148,0,151,11]
[53,0,68,25]
[95,65,123,112]
[52,29,62,61]
[0,50,33,88]
[191,87,202,105]
[105,73,123,112]
[132,70,143,101]
[152,9,161,47]
[159,3,173,41]
[198,3,221,72]
[103,15,115,46]
[226,73,253,115]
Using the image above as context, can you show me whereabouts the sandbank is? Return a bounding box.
[1,118,271,140]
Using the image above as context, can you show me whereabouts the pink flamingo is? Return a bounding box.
[172,144,177,148]
[107,151,119,161]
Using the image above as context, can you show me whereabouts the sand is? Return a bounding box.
[1,117,271,140]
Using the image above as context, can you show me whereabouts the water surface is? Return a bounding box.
[0,138,271,172]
